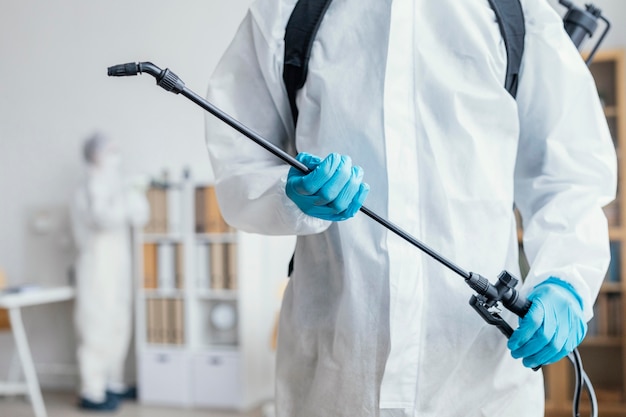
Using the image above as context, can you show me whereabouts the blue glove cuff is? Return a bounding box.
[533,276,584,310]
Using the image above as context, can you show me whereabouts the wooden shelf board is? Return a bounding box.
[192,344,240,353]
[142,289,185,298]
[143,344,187,352]
[195,233,238,243]
[142,234,185,244]
[582,336,623,347]
[196,289,239,300]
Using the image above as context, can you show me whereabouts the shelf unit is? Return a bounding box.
[530,49,626,417]
[133,177,295,410]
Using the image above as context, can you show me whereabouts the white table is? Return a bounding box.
[0,286,75,417]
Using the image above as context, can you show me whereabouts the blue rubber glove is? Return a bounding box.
[286,152,370,221]
[508,277,587,368]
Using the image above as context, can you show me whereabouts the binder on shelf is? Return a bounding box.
[145,298,185,346]
[167,186,182,235]
[204,186,230,233]
[196,242,210,290]
[163,298,176,345]
[143,243,158,289]
[144,187,157,233]
[156,298,164,344]
[209,243,227,290]
[174,298,185,345]
[146,298,156,344]
[145,186,169,234]
[194,185,232,233]
[154,298,162,344]
[226,243,238,290]
[157,243,176,290]
[175,243,185,290]
[195,187,206,233]
[158,187,169,233]
[198,242,239,291]
[145,183,184,235]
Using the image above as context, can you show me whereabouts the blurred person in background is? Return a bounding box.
[70,133,149,411]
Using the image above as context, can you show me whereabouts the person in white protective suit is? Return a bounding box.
[70,134,149,411]
[204,1,617,416]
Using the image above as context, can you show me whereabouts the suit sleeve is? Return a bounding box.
[514,0,618,320]
[204,10,331,236]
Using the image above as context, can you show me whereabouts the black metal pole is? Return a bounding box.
[108,62,471,280]
[180,86,471,280]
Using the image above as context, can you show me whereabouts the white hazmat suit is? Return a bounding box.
[205,0,617,416]
[71,135,149,404]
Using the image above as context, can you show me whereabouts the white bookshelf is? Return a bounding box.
[133,176,295,410]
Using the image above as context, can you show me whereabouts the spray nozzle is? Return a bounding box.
[107,62,185,94]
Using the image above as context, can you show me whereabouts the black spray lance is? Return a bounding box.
[107,61,595,416]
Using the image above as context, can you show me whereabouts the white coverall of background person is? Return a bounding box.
[71,153,149,403]
[204,0,617,416]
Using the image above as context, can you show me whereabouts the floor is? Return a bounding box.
[0,391,266,417]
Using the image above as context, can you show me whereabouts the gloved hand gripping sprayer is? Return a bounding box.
[108,3,608,416]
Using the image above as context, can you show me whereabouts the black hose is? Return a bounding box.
[568,349,597,417]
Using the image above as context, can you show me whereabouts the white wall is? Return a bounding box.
[0,0,624,391]
[0,0,254,388]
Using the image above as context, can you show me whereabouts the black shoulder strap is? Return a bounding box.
[487,0,526,98]
[283,0,525,127]
[283,0,334,124]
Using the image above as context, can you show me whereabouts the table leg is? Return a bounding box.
[9,307,47,417]
[8,349,22,383]
[2,349,24,398]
